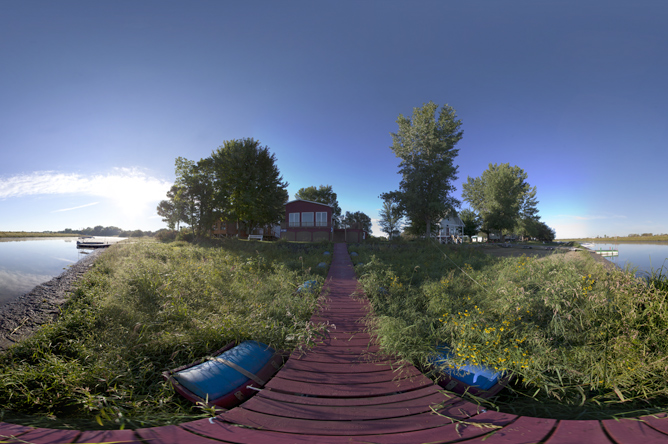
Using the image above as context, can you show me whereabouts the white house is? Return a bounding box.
[436,214,465,244]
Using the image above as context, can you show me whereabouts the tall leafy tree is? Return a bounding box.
[295,185,342,226]
[211,138,288,233]
[459,208,482,237]
[378,194,403,239]
[389,101,463,238]
[341,211,372,233]
[462,163,538,241]
[172,157,217,239]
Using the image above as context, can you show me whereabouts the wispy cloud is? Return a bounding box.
[52,202,99,213]
[0,168,171,200]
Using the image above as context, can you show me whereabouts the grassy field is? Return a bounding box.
[0,232,79,238]
[0,239,332,430]
[352,241,668,420]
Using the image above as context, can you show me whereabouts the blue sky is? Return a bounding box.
[1,1,666,239]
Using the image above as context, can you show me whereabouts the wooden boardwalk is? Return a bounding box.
[1,243,668,443]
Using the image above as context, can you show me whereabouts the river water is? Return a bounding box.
[0,237,121,306]
[583,242,668,277]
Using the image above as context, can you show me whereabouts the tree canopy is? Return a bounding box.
[459,208,482,237]
[462,163,539,240]
[341,211,372,233]
[386,101,463,237]
[295,185,342,226]
[157,139,288,238]
[378,194,403,239]
[211,138,288,233]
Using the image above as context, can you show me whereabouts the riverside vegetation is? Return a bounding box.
[0,239,331,430]
[353,242,668,420]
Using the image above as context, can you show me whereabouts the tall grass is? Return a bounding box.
[354,242,668,419]
[0,239,331,429]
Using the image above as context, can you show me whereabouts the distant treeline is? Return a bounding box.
[0,227,158,238]
[60,226,156,237]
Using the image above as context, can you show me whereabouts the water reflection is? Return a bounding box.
[585,242,668,276]
[0,237,83,306]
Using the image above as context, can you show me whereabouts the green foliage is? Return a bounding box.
[295,185,341,225]
[342,210,372,233]
[462,163,539,239]
[378,195,403,240]
[354,243,668,419]
[211,138,289,233]
[387,101,463,237]
[0,240,330,429]
[459,208,481,237]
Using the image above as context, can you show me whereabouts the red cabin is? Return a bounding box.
[282,199,333,242]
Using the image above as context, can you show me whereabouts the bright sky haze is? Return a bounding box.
[1,1,666,239]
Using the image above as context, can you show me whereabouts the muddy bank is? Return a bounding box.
[0,249,104,352]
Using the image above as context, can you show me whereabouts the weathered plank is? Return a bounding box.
[75,429,143,443]
[241,391,454,420]
[602,417,668,443]
[545,420,612,444]
[256,384,450,407]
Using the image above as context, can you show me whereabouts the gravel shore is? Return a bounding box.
[0,249,104,352]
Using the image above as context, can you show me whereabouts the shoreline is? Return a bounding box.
[0,249,104,352]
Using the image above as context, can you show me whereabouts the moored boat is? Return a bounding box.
[163,340,285,408]
[429,345,509,398]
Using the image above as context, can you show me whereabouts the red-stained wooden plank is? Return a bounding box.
[182,418,321,444]
[242,390,455,420]
[75,429,142,443]
[319,409,517,444]
[314,337,375,347]
[221,400,482,435]
[256,384,451,407]
[265,373,434,397]
[3,428,79,444]
[283,358,401,373]
[545,420,612,444]
[0,422,33,437]
[462,415,557,443]
[318,331,372,340]
[640,413,668,435]
[274,364,424,384]
[136,424,220,443]
[288,351,383,364]
[602,417,668,443]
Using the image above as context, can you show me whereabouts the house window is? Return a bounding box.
[316,212,328,227]
[289,213,300,227]
[301,212,314,227]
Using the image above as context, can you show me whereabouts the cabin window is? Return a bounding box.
[316,212,328,227]
[289,213,300,227]
[301,212,314,227]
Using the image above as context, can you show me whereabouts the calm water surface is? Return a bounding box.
[0,237,90,306]
[584,242,668,277]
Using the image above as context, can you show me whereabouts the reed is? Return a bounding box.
[0,239,331,429]
[354,241,668,419]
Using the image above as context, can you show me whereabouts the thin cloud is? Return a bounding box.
[52,202,99,213]
[0,169,171,202]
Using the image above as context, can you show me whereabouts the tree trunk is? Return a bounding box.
[425,218,431,240]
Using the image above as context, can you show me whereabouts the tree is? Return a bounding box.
[378,194,403,239]
[171,157,217,239]
[459,208,481,237]
[341,211,372,233]
[462,163,538,241]
[295,185,342,227]
[388,101,463,238]
[211,138,288,233]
